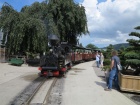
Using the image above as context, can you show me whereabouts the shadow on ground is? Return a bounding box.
[95,81,106,89]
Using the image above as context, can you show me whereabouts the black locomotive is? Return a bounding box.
[38,35,72,77]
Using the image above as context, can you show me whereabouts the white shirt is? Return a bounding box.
[96,54,100,61]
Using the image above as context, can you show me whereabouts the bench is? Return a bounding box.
[9,58,24,66]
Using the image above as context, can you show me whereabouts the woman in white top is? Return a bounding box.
[100,52,104,68]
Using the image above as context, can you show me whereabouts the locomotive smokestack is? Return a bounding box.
[49,34,60,46]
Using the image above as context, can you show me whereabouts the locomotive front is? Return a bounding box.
[38,35,72,77]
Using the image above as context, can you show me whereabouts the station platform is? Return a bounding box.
[59,61,137,105]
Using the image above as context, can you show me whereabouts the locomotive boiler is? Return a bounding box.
[38,35,72,77]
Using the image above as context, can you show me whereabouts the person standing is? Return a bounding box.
[100,52,104,68]
[96,52,100,68]
[104,50,120,91]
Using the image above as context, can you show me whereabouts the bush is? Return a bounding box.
[102,59,111,71]
[103,59,111,66]
[122,26,140,76]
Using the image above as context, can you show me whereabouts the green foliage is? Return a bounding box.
[102,45,114,71]
[47,0,89,44]
[79,43,83,47]
[0,1,88,55]
[135,26,140,29]
[104,44,114,59]
[127,39,140,46]
[124,52,140,59]
[123,26,140,75]
[129,32,140,38]
[101,44,113,71]
[104,59,111,66]
[102,59,111,71]
[126,59,140,65]
[102,65,110,71]
[119,49,128,70]
[86,44,98,49]
[0,3,48,55]
[101,43,129,50]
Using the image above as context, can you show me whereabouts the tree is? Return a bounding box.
[79,43,83,47]
[0,2,48,55]
[118,46,127,70]
[0,1,88,56]
[104,44,114,59]
[124,26,140,75]
[102,44,114,71]
[86,43,97,49]
[46,0,89,44]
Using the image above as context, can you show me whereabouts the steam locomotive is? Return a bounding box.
[38,35,96,77]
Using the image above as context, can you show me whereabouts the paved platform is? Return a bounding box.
[60,61,137,105]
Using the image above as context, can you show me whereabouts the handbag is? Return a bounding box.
[117,63,122,71]
[115,58,122,71]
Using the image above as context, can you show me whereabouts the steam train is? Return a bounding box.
[38,35,96,77]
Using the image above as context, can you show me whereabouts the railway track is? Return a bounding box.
[25,77,47,105]
[10,77,57,105]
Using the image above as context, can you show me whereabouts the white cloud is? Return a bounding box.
[79,35,116,48]
[93,38,116,44]
[79,0,140,48]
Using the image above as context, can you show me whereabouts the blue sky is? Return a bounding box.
[0,0,105,11]
[0,0,106,11]
[0,0,85,11]
[1,0,140,48]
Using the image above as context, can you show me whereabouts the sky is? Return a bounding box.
[0,0,140,48]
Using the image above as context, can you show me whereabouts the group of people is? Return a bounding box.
[95,52,104,68]
[95,50,121,91]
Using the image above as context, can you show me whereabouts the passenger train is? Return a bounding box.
[38,35,96,77]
